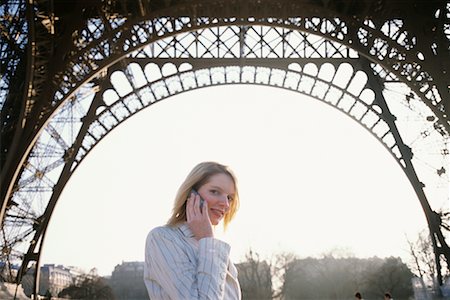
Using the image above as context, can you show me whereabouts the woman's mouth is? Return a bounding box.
[210,208,224,219]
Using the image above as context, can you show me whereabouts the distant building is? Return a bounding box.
[66,265,84,285]
[109,261,148,300]
[38,264,73,297]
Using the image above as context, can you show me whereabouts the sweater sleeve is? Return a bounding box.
[144,227,231,299]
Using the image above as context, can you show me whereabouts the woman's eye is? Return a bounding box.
[227,195,234,202]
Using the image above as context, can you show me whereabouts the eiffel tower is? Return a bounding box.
[1,0,449,297]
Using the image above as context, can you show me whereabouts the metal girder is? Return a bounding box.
[5,55,449,294]
[0,0,449,296]
[359,57,450,287]
[2,1,449,215]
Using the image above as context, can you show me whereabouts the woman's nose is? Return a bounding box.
[220,195,230,208]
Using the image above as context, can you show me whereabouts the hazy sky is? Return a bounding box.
[41,84,428,276]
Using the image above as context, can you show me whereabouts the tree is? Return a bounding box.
[236,249,297,299]
[283,256,362,300]
[408,230,436,279]
[406,225,450,297]
[283,257,323,299]
[406,229,440,294]
[44,289,52,300]
[362,256,413,299]
[282,255,414,300]
[236,249,273,299]
[270,251,297,299]
[58,272,115,299]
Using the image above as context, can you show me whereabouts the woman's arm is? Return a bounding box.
[144,227,230,299]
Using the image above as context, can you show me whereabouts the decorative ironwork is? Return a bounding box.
[1,0,448,297]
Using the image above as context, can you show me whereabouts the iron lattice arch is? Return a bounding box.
[0,0,449,296]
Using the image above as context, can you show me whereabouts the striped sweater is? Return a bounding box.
[144,223,241,299]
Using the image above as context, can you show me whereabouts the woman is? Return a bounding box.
[144,161,241,299]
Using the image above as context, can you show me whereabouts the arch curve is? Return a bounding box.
[1,19,448,293]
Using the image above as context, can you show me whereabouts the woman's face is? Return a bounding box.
[197,173,235,225]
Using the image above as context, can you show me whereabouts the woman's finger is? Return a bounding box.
[194,194,202,216]
[191,193,201,218]
[201,199,208,217]
[186,193,195,221]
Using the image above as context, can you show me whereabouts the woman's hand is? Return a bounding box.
[186,192,214,240]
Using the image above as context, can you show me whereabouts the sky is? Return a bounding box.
[40,84,429,276]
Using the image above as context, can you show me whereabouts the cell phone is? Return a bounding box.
[191,189,205,210]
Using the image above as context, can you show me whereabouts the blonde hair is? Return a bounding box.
[167,161,240,229]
